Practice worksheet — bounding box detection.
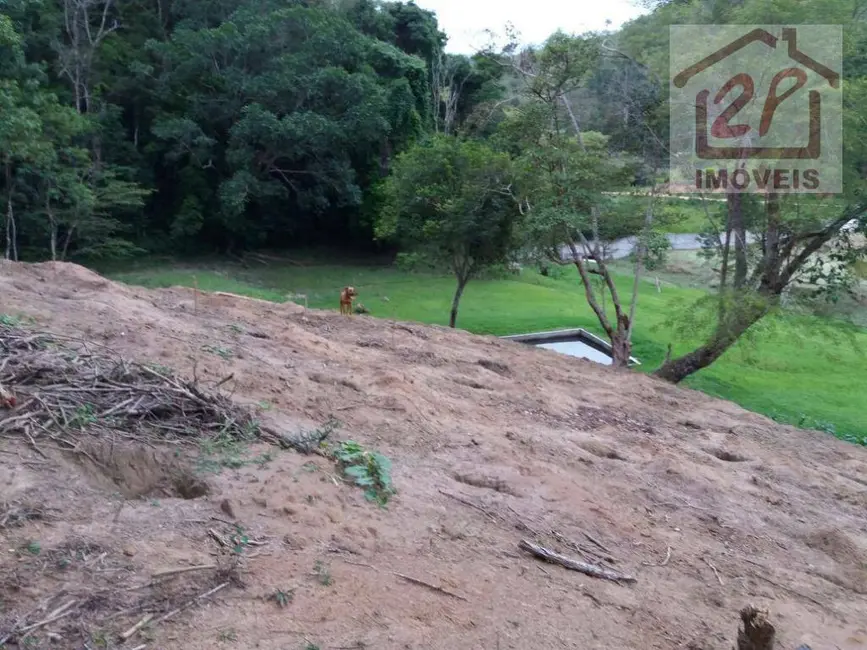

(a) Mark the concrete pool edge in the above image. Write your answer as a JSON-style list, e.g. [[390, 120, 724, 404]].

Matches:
[[500, 328, 642, 367]]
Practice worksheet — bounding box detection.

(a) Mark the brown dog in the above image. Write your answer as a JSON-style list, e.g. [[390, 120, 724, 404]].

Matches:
[[339, 286, 358, 315]]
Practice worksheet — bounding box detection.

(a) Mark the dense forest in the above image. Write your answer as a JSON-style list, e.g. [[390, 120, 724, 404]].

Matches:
[[3, 0, 866, 382], [0, 0, 451, 258], [0, 0, 665, 262]]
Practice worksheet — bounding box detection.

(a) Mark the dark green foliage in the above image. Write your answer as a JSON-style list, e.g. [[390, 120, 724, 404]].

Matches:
[[377, 134, 522, 327], [0, 0, 462, 260], [330, 440, 395, 507]]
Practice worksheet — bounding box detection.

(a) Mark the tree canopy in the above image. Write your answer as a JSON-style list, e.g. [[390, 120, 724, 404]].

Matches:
[[377, 134, 521, 327], [0, 0, 464, 259]]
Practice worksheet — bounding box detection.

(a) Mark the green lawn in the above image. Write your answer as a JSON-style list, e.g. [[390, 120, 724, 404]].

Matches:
[[108, 257, 867, 445], [657, 197, 722, 234]]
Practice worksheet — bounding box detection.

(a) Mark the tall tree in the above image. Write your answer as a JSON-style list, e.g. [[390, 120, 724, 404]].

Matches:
[[645, 0, 867, 382], [146, 2, 428, 251], [491, 32, 660, 367], [377, 134, 522, 328]]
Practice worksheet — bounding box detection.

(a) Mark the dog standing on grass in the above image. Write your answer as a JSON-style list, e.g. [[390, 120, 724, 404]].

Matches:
[[339, 286, 358, 316]]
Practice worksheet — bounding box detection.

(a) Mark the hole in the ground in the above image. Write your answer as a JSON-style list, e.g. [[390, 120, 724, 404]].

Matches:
[[708, 447, 749, 463], [76, 441, 210, 499], [577, 440, 628, 461]]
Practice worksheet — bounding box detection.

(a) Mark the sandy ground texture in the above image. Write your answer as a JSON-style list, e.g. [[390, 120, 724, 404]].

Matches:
[[0, 260, 866, 650]]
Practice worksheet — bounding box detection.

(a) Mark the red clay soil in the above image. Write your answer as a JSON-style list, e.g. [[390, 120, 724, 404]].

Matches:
[[1, 260, 866, 650]]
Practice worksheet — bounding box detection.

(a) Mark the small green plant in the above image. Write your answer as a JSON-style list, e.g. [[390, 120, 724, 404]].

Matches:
[[283, 417, 341, 453], [202, 344, 233, 360], [228, 323, 245, 335], [257, 400, 273, 411], [252, 451, 274, 467], [218, 628, 237, 642], [304, 643, 321, 650], [843, 432, 867, 446], [330, 441, 396, 507], [144, 362, 174, 376], [0, 313, 35, 327], [23, 541, 41, 556], [196, 419, 261, 473], [313, 560, 332, 586], [229, 524, 250, 555], [269, 588, 294, 607], [70, 404, 97, 429], [89, 629, 109, 648]]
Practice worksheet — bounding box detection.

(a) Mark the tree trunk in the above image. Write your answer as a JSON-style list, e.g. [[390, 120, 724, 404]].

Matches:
[[47, 196, 58, 261], [449, 277, 468, 328], [561, 95, 585, 150], [61, 224, 76, 261], [736, 606, 775, 650], [627, 187, 658, 343], [610, 331, 632, 368], [653, 335, 735, 383], [728, 191, 748, 289], [654, 193, 857, 385], [10, 204, 18, 261], [653, 297, 767, 383], [760, 193, 781, 289], [49, 221, 58, 261], [4, 164, 12, 261], [5, 194, 12, 261]]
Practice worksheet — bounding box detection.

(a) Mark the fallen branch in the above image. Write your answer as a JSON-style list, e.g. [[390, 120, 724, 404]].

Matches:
[[151, 564, 217, 580], [660, 546, 672, 566], [0, 600, 79, 644], [438, 489, 501, 523], [518, 540, 636, 584], [506, 504, 541, 538], [213, 374, 234, 389], [551, 530, 616, 566], [643, 545, 672, 567], [120, 614, 154, 641], [208, 529, 228, 548], [581, 530, 613, 555], [152, 582, 230, 626], [704, 557, 724, 586], [392, 572, 468, 601], [0, 323, 271, 450]]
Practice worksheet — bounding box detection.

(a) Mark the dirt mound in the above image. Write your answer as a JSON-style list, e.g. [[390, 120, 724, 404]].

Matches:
[[1, 260, 866, 650]]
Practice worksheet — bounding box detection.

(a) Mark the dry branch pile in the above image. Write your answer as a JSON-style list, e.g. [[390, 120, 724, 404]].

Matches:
[[0, 323, 262, 448]]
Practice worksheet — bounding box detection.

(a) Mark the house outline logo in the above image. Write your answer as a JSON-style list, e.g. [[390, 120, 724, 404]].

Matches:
[[672, 27, 839, 161]]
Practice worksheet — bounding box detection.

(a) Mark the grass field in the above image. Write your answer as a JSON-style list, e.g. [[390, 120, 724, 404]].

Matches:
[[108, 256, 867, 445]]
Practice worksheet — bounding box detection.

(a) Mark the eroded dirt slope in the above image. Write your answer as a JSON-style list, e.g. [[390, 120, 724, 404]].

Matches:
[[1, 260, 866, 650]]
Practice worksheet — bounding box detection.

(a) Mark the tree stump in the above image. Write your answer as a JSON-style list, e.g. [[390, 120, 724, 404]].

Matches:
[[736, 605, 775, 650]]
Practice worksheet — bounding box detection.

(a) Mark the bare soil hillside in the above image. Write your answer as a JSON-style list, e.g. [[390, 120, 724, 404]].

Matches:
[[1, 260, 866, 650]]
